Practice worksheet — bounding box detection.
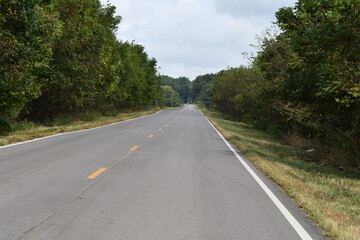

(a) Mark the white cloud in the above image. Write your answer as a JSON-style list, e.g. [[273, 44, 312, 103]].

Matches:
[[108, 0, 296, 79], [213, 0, 294, 19]]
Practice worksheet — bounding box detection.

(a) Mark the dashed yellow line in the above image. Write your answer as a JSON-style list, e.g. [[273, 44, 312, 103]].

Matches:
[[148, 134, 154, 138], [130, 145, 139, 151], [158, 128, 162, 131], [87, 168, 107, 179]]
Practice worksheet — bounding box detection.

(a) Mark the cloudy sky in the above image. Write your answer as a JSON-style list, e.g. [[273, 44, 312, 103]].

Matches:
[[108, 0, 296, 80]]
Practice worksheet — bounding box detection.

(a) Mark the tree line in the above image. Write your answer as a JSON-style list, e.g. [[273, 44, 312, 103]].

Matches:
[[159, 74, 216, 108], [200, 0, 359, 167], [160, 75, 190, 107], [0, 0, 162, 132]]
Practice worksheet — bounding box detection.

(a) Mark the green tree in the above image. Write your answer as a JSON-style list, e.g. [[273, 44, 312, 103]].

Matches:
[[0, 0, 162, 133], [0, 0, 62, 123], [114, 41, 160, 110], [191, 74, 214, 108], [162, 85, 182, 107], [28, 0, 121, 120], [160, 75, 191, 103], [274, 0, 360, 140], [213, 67, 262, 118]]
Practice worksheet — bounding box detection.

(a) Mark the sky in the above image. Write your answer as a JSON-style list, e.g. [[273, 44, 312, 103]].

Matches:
[[107, 0, 297, 80]]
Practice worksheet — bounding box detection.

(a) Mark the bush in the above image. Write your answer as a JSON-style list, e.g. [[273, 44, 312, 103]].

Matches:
[[0, 116, 14, 134], [252, 120, 267, 131], [266, 124, 283, 138]]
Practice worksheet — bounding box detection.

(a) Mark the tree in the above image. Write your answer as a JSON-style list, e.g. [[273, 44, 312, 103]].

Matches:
[[112, 41, 160, 110], [191, 74, 215, 108], [0, 0, 162, 133], [213, 67, 262, 118], [27, 0, 123, 120], [274, 0, 360, 139], [160, 75, 191, 103], [0, 0, 62, 123], [162, 86, 182, 107]]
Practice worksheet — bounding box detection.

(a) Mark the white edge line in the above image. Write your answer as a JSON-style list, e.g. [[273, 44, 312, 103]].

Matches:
[[201, 112, 313, 240], [0, 110, 163, 150]]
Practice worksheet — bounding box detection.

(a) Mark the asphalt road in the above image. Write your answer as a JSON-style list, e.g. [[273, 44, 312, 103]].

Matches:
[[0, 105, 325, 240]]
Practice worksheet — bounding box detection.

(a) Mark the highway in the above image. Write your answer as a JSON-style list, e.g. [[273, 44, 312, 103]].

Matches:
[[0, 105, 325, 240]]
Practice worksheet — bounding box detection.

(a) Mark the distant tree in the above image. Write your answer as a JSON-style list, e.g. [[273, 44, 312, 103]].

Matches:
[[191, 74, 215, 107], [160, 75, 191, 103]]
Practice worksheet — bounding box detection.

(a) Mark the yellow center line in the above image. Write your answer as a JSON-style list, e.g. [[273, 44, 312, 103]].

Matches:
[[87, 168, 107, 179], [158, 128, 162, 131], [130, 145, 139, 151], [148, 134, 154, 138]]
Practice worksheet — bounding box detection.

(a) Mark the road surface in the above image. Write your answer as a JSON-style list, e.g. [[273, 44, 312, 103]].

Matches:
[[0, 105, 325, 240]]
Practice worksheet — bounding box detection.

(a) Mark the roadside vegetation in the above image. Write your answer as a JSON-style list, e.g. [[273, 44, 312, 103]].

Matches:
[[192, 0, 359, 170], [0, 0, 163, 136], [203, 110, 360, 240], [0, 0, 189, 140], [0, 109, 158, 146]]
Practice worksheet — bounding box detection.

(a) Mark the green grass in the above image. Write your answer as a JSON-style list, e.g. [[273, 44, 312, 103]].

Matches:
[[203, 110, 360, 240], [0, 109, 158, 146]]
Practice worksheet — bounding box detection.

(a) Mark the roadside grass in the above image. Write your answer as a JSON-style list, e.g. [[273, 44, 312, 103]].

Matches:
[[203, 110, 360, 240], [0, 110, 158, 147]]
